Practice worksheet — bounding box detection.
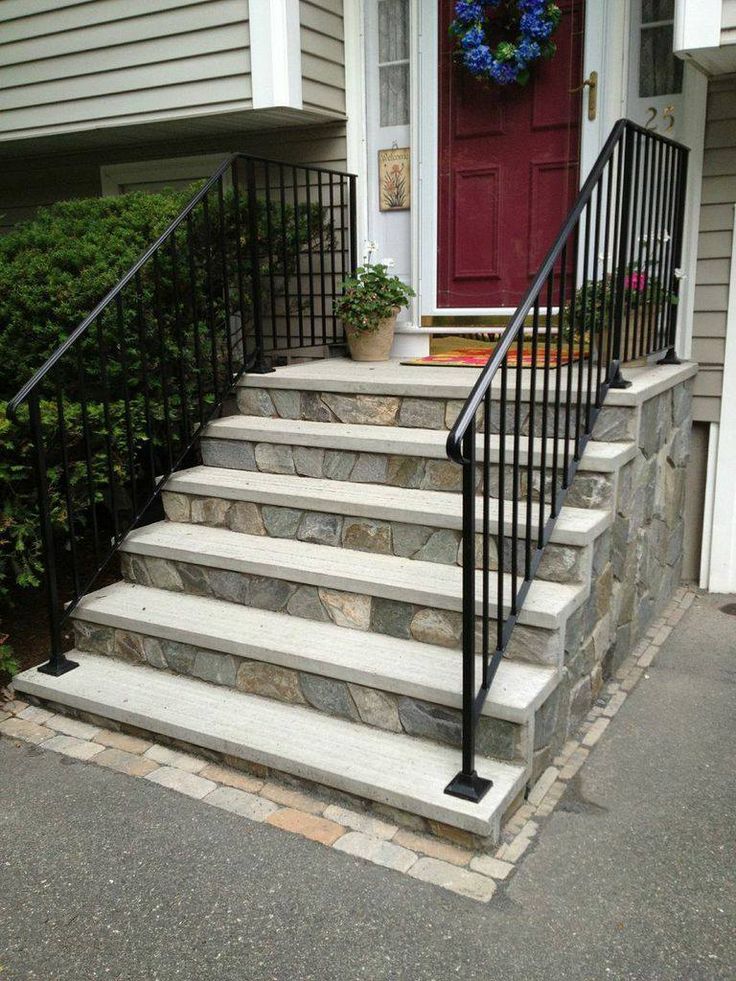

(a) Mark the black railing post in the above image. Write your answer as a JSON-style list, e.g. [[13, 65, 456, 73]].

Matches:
[[445, 419, 492, 804], [246, 158, 273, 374], [348, 175, 358, 275], [659, 146, 688, 365], [610, 126, 634, 390], [28, 394, 78, 677]]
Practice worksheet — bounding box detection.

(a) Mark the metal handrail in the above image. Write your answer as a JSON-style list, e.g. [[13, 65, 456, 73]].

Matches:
[[444, 119, 689, 803], [7, 152, 358, 676]]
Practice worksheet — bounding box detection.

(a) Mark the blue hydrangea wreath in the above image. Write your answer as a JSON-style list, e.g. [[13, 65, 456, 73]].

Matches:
[[451, 1, 562, 86]]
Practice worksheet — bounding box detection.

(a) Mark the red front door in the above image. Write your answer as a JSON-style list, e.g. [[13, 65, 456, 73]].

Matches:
[[437, 0, 585, 308]]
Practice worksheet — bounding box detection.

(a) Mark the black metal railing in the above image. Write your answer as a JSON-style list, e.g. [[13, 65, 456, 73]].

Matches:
[[7, 154, 357, 676], [444, 120, 689, 802]]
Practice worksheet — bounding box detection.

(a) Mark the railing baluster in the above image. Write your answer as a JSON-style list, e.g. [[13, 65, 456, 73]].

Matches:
[[305, 172, 317, 347], [152, 251, 174, 473], [292, 166, 306, 350], [511, 330, 522, 615], [551, 243, 567, 515], [586, 179, 603, 430], [328, 173, 338, 342], [216, 176, 235, 380], [133, 271, 156, 486], [526, 299, 540, 579], [185, 215, 206, 429], [317, 173, 327, 346], [169, 230, 192, 447], [55, 385, 80, 601], [597, 157, 615, 402], [279, 163, 293, 350], [230, 159, 250, 369], [201, 193, 222, 398], [264, 161, 278, 351], [115, 292, 139, 517], [28, 392, 77, 677], [498, 359, 508, 651], [95, 313, 121, 542], [575, 205, 590, 459], [623, 129, 641, 363], [538, 273, 554, 547], [563, 232, 577, 486]]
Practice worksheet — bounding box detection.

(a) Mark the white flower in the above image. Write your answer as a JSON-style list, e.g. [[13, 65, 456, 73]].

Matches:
[[674, 268, 686, 280], [384, 257, 395, 268], [363, 240, 377, 262]]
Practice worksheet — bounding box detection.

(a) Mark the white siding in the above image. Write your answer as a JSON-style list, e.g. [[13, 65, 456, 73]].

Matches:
[[300, 0, 346, 116], [723, 0, 736, 44], [692, 76, 736, 422], [0, 0, 252, 142]]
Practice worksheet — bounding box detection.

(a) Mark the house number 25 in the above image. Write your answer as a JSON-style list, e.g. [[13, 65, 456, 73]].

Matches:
[[645, 106, 675, 131]]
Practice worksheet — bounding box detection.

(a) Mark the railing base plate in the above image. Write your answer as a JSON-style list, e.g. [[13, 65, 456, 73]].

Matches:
[[657, 348, 681, 366], [37, 656, 79, 677], [444, 770, 493, 803]]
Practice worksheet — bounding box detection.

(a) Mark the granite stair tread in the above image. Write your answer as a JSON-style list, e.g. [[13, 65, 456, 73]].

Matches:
[[165, 465, 610, 545], [204, 415, 637, 472], [12, 652, 526, 836], [120, 521, 587, 629], [73, 581, 558, 723]]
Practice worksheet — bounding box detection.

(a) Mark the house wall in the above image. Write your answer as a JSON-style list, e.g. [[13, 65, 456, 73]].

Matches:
[[300, 0, 346, 116], [0, 123, 347, 235], [723, 0, 736, 41], [0, 1, 254, 143], [691, 75, 736, 422]]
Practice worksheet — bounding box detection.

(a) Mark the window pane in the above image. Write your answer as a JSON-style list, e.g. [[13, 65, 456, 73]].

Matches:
[[380, 63, 410, 126], [378, 0, 409, 63], [639, 25, 683, 96], [641, 0, 674, 24]]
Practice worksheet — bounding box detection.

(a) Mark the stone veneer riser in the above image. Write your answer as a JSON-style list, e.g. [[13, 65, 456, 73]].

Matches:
[[118, 552, 567, 667], [161, 491, 592, 585], [71, 620, 530, 765], [237, 387, 639, 443], [200, 438, 620, 510], [527, 377, 693, 782]]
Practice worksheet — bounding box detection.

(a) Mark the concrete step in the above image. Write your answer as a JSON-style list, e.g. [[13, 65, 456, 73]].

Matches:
[[119, 521, 586, 632], [72, 582, 556, 762], [203, 415, 636, 474], [13, 652, 526, 838], [163, 466, 609, 547], [238, 357, 695, 407]]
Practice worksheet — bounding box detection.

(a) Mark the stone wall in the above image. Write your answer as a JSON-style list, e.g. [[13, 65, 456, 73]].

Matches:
[[531, 375, 693, 778]]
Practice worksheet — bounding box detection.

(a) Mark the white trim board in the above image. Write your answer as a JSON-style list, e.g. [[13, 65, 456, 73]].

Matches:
[[248, 0, 303, 110], [702, 203, 736, 592]]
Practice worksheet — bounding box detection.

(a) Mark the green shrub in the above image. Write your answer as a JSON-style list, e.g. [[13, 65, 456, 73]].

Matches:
[[0, 183, 329, 636]]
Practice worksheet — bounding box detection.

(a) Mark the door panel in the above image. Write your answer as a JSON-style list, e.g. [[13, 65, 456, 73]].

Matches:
[[437, 0, 585, 308]]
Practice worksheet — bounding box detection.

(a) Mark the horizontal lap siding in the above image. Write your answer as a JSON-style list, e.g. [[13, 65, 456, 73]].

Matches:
[[0, 0, 252, 141], [692, 76, 736, 423], [300, 0, 346, 117], [0, 122, 347, 235], [723, 0, 736, 45]]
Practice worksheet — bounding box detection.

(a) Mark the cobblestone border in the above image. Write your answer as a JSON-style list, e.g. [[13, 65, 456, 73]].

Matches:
[[0, 587, 694, 904]]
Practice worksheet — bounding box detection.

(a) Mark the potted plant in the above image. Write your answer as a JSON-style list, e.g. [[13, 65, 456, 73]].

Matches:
[[335, 247, 415, 361]]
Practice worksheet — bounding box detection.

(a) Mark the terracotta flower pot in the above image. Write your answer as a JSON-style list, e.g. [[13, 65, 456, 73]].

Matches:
[[345, 312, 397, 362]]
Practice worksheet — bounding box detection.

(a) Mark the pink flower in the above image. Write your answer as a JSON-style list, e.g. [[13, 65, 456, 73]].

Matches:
[[624, 271, 647, 292]]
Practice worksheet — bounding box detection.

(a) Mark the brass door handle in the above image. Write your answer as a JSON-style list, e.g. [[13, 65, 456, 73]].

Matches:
[[570, 71, 598, 121]]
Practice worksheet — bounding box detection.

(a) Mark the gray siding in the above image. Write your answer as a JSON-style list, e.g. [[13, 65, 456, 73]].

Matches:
[[723, 0, 736, 43], [0, 123, 347, 234], [692, 75, 736, 422], [300, 0, 346, 116], [0, 0, 252, 142]]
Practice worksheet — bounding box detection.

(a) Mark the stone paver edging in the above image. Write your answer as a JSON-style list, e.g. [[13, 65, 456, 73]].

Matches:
[[0, 588, 694, 903]]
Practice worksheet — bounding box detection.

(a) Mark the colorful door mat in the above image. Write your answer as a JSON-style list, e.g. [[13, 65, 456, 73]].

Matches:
[[402, 340, 583, 369]]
